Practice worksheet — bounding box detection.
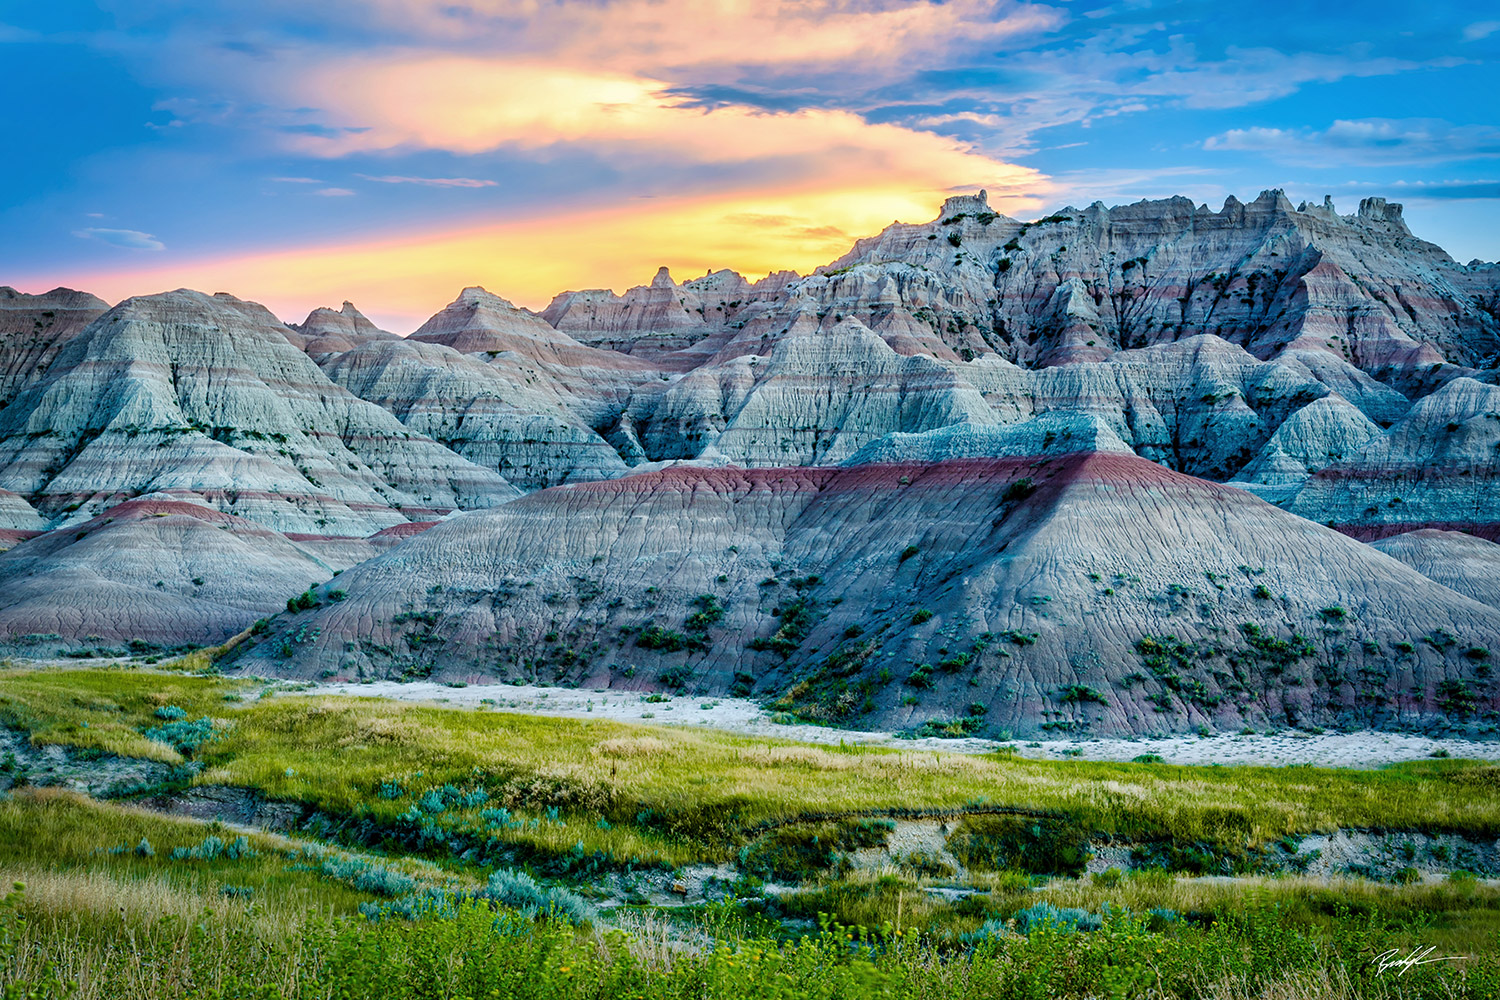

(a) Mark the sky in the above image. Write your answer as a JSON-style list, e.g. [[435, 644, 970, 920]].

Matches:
[[3, 1, 1499, 332]]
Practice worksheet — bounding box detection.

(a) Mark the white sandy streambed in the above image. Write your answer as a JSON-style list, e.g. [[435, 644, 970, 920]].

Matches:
[[290, 680, 1499, 768]]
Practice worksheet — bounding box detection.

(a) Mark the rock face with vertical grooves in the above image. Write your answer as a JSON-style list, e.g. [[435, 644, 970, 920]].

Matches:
[[306, 289, 660, 490], [1, 188, 1498, 707], [285, 300, 402, 357], [0, 496, 335, 652], [544, 191, 1500, 382], [0, 287, 111, 408], [1371, 530, 1500, 610], [1283, 378, 1500, 538], [235, 452, 1499, 737], [0, 289, 517, 535]]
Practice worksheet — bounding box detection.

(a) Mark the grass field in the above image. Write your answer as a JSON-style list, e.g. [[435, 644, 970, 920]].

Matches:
[[2, 663, 1499, 999], [3, 667, 1499, 870]]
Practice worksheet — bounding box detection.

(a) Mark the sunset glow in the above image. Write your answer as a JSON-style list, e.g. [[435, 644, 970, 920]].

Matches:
[[5, 1, 1497, 323], [38, 180, 1048, 331]]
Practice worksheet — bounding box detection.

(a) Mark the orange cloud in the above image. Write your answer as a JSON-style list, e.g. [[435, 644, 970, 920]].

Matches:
[[31, 3, 1059, 331], [282, 56, 1022, 186], [35, 179, 1048, 333]]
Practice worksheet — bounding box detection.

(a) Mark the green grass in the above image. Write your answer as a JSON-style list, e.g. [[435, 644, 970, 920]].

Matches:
[[4, 668, 1500, 999], [4, 871, 1498, 1000], [3, 667, 1499, 871], [770, 866, 1500, 957], [0, 787, 476, 919]]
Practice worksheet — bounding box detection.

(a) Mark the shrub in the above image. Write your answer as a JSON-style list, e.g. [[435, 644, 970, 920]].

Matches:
[[657, 665, 692, 690], [938, 653, 970, 673], [899, 545, 919, 563], [1092, 867, 1123, 888], [685, 594, 725, 633], [318, 855, 417, 897], [154, 705, 187, 721], [481, 808, 518, 830], [748, 597, 818, 657], [739, 820, 891, 883], [484, 869, 594, 924], [1058, 684, 1106, 705], [636, 624, 687, 652], [911, 609, 934, 625], [286, 588, 318, 613], [946, 815, 1091, 876], [911, 717, 984, 738], [1013, 902, 1102, 933], [1437, 679, 1476, 716], [142, 716, 218, 755], [1002, 478, 1036, 503], [171, 835, 256, 861]]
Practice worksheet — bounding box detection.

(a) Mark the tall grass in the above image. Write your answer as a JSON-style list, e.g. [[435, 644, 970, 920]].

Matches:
[[3, 669, 1499, 999], [0, 789, 477, 917], [4, 886, 1496, 1000], [3, 667, 1498, 869]]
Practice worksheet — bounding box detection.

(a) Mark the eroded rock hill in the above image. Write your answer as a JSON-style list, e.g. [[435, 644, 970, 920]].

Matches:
[[234, 453, 1499, 737], [2, 189, 1498, 730], [0, 289, 517, 536], [0, 496, 336, 653], [0, 287, 110, 409], [306, 288, 662, 490]]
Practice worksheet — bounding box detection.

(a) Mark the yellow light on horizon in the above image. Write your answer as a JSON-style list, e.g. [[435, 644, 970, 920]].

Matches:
[[28, 180, 1046, 334]]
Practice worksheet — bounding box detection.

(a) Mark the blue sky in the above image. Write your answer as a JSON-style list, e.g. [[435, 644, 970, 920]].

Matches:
[[3, 1, 1497, 330]]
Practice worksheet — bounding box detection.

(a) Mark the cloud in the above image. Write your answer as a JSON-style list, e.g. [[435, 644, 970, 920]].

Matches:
[[1205, 118, 1500, 165], [271, 176, 324, 184], [313, 187, 356, 196], [123, 2, 1057, 212], [357, 174, 497, 188], [72, 228, 165, 251], [270, 57, 1046, 211], [316, 1, 1061, 75], [0, 23, 39, 43], [1464, 21, 1500, 41], [278, 123, 371, 138]]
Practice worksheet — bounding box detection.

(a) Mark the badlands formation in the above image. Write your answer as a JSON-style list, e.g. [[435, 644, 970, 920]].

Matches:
[[2, 190, 1499, 736]]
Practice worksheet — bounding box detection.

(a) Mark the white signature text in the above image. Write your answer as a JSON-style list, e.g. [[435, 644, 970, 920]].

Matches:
[[1373, 947, 1462, 977]]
